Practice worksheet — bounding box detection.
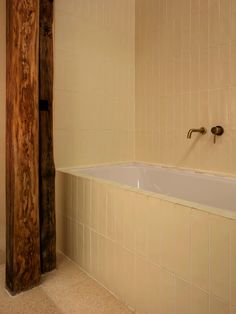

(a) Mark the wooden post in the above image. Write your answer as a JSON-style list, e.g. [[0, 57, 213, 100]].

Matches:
[[6, 0, 41, 294], [39, 0, 56, 273]]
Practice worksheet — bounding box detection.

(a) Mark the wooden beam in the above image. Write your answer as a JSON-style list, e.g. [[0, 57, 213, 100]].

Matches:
[[39, 0, 56, 273], [6, 0, 41, 294]]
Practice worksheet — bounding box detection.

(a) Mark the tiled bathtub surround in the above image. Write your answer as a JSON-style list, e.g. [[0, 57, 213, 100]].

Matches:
[[135, 0, 236, 175], [56, 171, 236, 314]]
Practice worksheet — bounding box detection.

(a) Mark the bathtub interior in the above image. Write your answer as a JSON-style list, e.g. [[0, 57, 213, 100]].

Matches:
[[65, 163, 236, 212]]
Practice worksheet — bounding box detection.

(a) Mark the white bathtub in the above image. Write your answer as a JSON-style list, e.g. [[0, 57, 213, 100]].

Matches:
[[56, 163, 236, 313], [67, 163, 236, 217]]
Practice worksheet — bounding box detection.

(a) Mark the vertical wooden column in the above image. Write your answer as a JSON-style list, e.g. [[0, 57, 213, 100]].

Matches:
[[6, 0, 41, 294], [39, 0, 56, 273]]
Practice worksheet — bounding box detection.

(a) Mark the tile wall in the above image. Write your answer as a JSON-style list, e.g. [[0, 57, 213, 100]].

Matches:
[[135, 0, 236, 175], [54, 0, 135, 167], [56, 172, 236, 314]]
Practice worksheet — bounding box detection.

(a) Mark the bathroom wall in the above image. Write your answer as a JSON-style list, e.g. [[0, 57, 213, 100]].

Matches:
[[0, 0, 6, 255], [54, 0, 135, 168], [135, 0, 236, 175]]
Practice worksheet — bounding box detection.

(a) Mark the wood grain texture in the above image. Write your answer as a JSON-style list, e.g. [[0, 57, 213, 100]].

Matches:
[[6, 0, 41, 294], [39, 0, 56, 273]]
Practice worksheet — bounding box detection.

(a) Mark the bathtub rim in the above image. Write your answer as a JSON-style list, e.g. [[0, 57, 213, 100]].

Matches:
[[57, 161, 236, 179], [57, 163, 236, 221]]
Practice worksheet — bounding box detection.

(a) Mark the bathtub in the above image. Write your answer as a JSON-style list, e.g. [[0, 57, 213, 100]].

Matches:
[[56, 163, 236, 313]]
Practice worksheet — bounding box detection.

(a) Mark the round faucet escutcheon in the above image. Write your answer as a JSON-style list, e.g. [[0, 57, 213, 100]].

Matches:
[[211, 126, 224, 144]]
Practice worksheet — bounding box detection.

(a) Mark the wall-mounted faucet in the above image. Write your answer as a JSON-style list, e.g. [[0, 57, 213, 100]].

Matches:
[[187, 127, 207, 139]]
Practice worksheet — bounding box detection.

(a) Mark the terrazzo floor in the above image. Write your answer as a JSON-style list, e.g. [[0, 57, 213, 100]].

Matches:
[[0, 253, 133, 314]]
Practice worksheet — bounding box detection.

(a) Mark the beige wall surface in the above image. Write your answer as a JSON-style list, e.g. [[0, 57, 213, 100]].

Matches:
[[54, 0, 135, 168], [135, 0, 236, 175], [0, 0, 6, 254]]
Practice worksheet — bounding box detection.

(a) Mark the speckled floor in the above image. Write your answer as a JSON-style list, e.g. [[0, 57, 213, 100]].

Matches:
[[0, 253, 133, 314]]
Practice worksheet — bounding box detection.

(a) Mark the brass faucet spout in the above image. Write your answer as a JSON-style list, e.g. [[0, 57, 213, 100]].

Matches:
[[187, 127, 207, 139]]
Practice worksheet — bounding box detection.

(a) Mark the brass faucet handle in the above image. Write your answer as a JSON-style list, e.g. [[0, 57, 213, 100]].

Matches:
[[211, 126, 224, 144]]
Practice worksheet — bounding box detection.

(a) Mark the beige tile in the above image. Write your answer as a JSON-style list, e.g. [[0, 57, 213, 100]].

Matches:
[[73, 221, 83, 266], [81, 226, 91, 273], [232, 1, 236, 41], [199, 0, 209, 49], [74, 177, 91, 226], [210, 215, 230, 301], [106, 187, 117, 242], [231, 41, 236, 86], [230, 220, 236, 307], [55, 0, 75, 15], [134, 255, 149, 314], [191, 209, 209, 291], [147, 262, 161, 314], [210, 295, 230, 314], [90, 181, 107, 236], [112, 244, 136, 309], [209, 45, 230, 90], [199, 47, 209, 91], [90, 231, 106, 285], [231, 306, 236, 314], [161, 201, 191, 280], [176, 278, 191, 314], [123, 191, 135, 251], [209, 0, 220, 46], [159, 268, 175, 314], [107, 187, 130, 247], [191, 286, 209, 314], [229, 87, 236, 131], [147, 197, 162, 265], [119, 248, 135, 308], [219, 0, 230, 45], [134, 193, 148, 257], [103, 239, 117, 294], [190, 48, 200, 92]]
